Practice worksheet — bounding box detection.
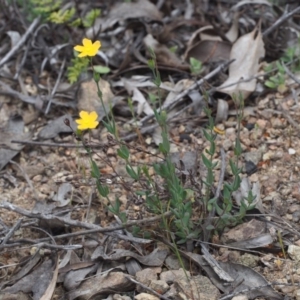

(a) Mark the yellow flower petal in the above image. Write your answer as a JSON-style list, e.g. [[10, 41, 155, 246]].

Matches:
[[78, 53, 87, 58], [93, 41, 101, 49], [82, 38, 92, 47], [79, 111, 89, 119], [74, 45, 84, 52], [74, 38, 101, 58], [76, 111, 99, 130], [89, 111, 98, 121]]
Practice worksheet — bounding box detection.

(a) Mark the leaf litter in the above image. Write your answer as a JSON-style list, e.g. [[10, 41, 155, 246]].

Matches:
[[1, 1, 300, 299]]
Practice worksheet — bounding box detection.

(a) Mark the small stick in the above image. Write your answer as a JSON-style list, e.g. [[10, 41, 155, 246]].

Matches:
[[45, 58, 66, 114], [200, 243, 234, 282], [263, 5, 300, 37], [1, 218, 23, 245], [282, 63, 300, 85], [11, 140, 106, 148], [0, 17, 41, 68], [0, 202, 172, 248], [124, 274, 171, 300], [139, 59, 235, 126], [219, 281, 289, 300]]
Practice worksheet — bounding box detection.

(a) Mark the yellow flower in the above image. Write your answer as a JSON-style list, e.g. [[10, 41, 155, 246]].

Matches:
[[74, 38, 101, 57], [76, 111, 99, 130]]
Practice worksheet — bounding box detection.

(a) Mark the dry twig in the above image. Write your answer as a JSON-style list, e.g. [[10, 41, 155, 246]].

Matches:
[[0, 17, 41, 68]]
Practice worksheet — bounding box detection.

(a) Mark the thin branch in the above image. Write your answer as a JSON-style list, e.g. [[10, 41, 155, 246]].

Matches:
[[282, 63, 300, 85], [9, 160, 39, 200], [139, 59, 235, 126], [0, 202, 172, 248], [45, 58, 66, 114], [1, 218, 23, 245], [0, 80, 37, 105], [0, 17, 41, 68], [263, 5, 300, 37], [11, 140, 106, 148], [219, 281, 292, 300], [124, 274, 171, 300]]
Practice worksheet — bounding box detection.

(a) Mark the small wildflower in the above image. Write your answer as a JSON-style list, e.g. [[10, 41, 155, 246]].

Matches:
[[74, 38, 101, 58], [76, 111, 99, 130]]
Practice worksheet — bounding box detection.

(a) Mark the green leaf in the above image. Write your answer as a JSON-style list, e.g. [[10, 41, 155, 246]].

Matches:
[[91, 160, 100, 178], [234, 138, 242, 157], [119, 212, 127, 223], [276, 61, 285, 73], [136, 190, 146, 196], [117, 145, 130, 160], [189, 57, 202, 75], [208, 141, 216, 156], [207, 169, 214, 186], [203, 129, 213, 142], [147, 58, 155, 70], [186, 231, 200, 239], [264, 63, 273, 72], [148, 93, 157, 104], [169, 45, 178, 53], [223, 186, 231, 201], [142, 165, 150, 178], [231, 174, 241, 191], [206, 224, 215, 230], [177, 239, 187, 244], [207, 203, 212, 211], [82, 8, 101, 27], [48, 7, 75, 24], [208, 197, 218, 205], [96, 181, 109, 197], [126, 165, 139, 180], [67, 56, 89, 84], [132, 225, 141, 235], [201, 153, 212, 169], [93, 65, 111, 74], [159, 130, 170, 155], [265, 80, 277, 89], [221, 213, 231, 222], [215, 204, 223, 215], [182, 212, 191, 227]]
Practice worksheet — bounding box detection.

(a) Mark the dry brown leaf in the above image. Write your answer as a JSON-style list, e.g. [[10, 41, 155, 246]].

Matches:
[[232, 177, 264, 213], [163, 79, 194, 109], [113, 76, 174, 92], [217, 25, 265, 99], [38, 114, 76, 139], [215, 99, 229, 124], [232, 0, 271, 10], [68, 271, 134, 300], [6, 31, 21, 48], [185, 25, 222, 50], [0, 115, 31, 170], [184, 25, 231, 64], [225, 13, 239, 43], [123, 79, 154, 116], [87, 0, 162, 38], [2, 256, 58, 300], [144, 34, 188, 69], [91, 247, 168, 267], [185, 40, 231, 64], [40, 255, 59, 300]]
